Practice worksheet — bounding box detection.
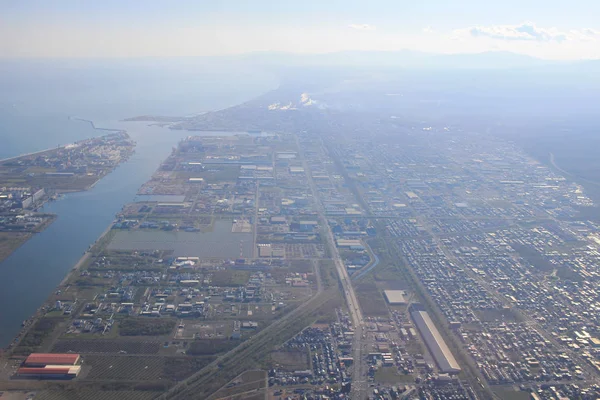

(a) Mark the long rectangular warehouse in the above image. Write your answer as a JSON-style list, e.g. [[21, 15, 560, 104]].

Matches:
[[411, 310, 461, 374], [18, 365, 81, 379], [25, 353, 80, 367]]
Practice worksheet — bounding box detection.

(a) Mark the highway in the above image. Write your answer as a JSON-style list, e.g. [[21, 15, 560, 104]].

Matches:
[[298, 136, 364, 329], [299, 136, 368, 399]]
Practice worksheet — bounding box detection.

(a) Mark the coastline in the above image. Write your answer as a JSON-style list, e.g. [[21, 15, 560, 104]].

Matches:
[[1, 117, 144, 351], [0, 147, 58, 164], [0, 125, 134, 265], [2, 180, 122, 351], [0, 117, 123, 164]]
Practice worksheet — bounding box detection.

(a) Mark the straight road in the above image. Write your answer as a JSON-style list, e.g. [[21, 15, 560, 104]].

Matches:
[[298, 136, 368, 399]]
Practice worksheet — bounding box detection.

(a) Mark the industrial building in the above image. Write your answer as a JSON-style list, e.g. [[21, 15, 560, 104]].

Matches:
[[410, 309, 461, 374], [24, 353, 80, 367], [18, 353, 82, 379], [383, 290, 408, 305], [18, 365, 81, 379], [335, 239, 364, 250], [257, 244, 285, 258]]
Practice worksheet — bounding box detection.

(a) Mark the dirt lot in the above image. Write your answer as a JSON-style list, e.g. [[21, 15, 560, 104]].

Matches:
[[163, 356, 216, 381], [269, 350, 309, 371], [211, 270, 250, 286], [354, 279, 388, 317], [32, 391, 158, 400], [84, 355, 165, 381], [175, 321, 233, 340], [374, 366, 414, 384]]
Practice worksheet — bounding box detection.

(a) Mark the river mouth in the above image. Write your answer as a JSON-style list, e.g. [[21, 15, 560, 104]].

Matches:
[[0, 122, 182, 347], [0, 119, 260, 347], [0, 60, 278, 348]]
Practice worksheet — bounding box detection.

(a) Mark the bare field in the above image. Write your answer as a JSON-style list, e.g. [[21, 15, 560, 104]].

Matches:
[[84, 355, 164, 381], [209, 370, 267, 400], [33, 391, 158, 400], [354, 279, 388, 316], [52, 339, 161, 354], [269, 350, 309, 371]]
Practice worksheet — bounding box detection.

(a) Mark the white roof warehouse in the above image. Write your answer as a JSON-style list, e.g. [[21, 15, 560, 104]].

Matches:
[[411, 309, 461, 374]]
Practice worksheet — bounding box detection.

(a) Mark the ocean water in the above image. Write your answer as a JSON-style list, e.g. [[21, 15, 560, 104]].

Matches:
[[0, 60, 277, 346]]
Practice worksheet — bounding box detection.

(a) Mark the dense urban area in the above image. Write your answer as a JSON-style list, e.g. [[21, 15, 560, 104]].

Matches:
[[1, 90, 600, 400]]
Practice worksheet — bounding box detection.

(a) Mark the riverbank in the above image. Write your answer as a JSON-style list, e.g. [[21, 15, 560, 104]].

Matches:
[[3, 221, 115, 352], [0, 147, 57, 164], [0, 232, 31, 264], [0, 120, 190, 348], [0, 130, 135, 264], [0, 117, 122, 164], [0, 215, 57, 264], [2, 169, 122, 351], [60, 222, 114, 287]]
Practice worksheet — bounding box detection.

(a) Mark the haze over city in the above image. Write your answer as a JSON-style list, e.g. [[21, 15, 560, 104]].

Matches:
[[1, 2, 600, 400], [2, 0, 600, 59]]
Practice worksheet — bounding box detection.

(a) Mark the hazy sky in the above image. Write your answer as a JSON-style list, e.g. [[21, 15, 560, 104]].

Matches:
[[1, 0, 599, 59]]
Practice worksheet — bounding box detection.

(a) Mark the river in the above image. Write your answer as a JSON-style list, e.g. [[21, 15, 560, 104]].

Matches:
[[0, 61, 277, 347], [0, 122, 188, 346], [0, 121, 259, 346]]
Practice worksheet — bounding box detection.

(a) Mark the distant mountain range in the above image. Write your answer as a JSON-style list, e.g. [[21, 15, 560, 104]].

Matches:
[[228, 50, 565, 70], [4, 50, 598, 72]]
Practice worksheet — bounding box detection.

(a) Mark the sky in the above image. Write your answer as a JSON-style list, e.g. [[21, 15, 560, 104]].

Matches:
[[1, 0, 599, 60]]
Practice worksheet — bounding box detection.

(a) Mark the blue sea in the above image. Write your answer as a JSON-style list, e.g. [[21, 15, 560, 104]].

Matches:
[[0, 59, 277, 346]]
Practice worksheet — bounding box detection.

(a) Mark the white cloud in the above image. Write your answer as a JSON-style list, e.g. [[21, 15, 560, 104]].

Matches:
[[423, 26, 435, 34], [570, 28, 600, 41], [454, 21, 599, 43], [582, 28, 600, 36], [300, 92, 316, 106], [348, 24, 375, 31]]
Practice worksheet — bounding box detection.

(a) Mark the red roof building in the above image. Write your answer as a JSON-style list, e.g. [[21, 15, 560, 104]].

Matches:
[[24, 353, 80, 367]]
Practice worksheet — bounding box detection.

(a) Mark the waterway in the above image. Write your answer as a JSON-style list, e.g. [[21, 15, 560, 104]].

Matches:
[[0, 121, 257, 346], [0, 123, 186, 346], [0, 61, 277, 347]]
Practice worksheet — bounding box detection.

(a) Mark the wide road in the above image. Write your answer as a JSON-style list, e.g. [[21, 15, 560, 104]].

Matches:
[[298, 136, 367, 399], [298, 137, 364, 328]]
